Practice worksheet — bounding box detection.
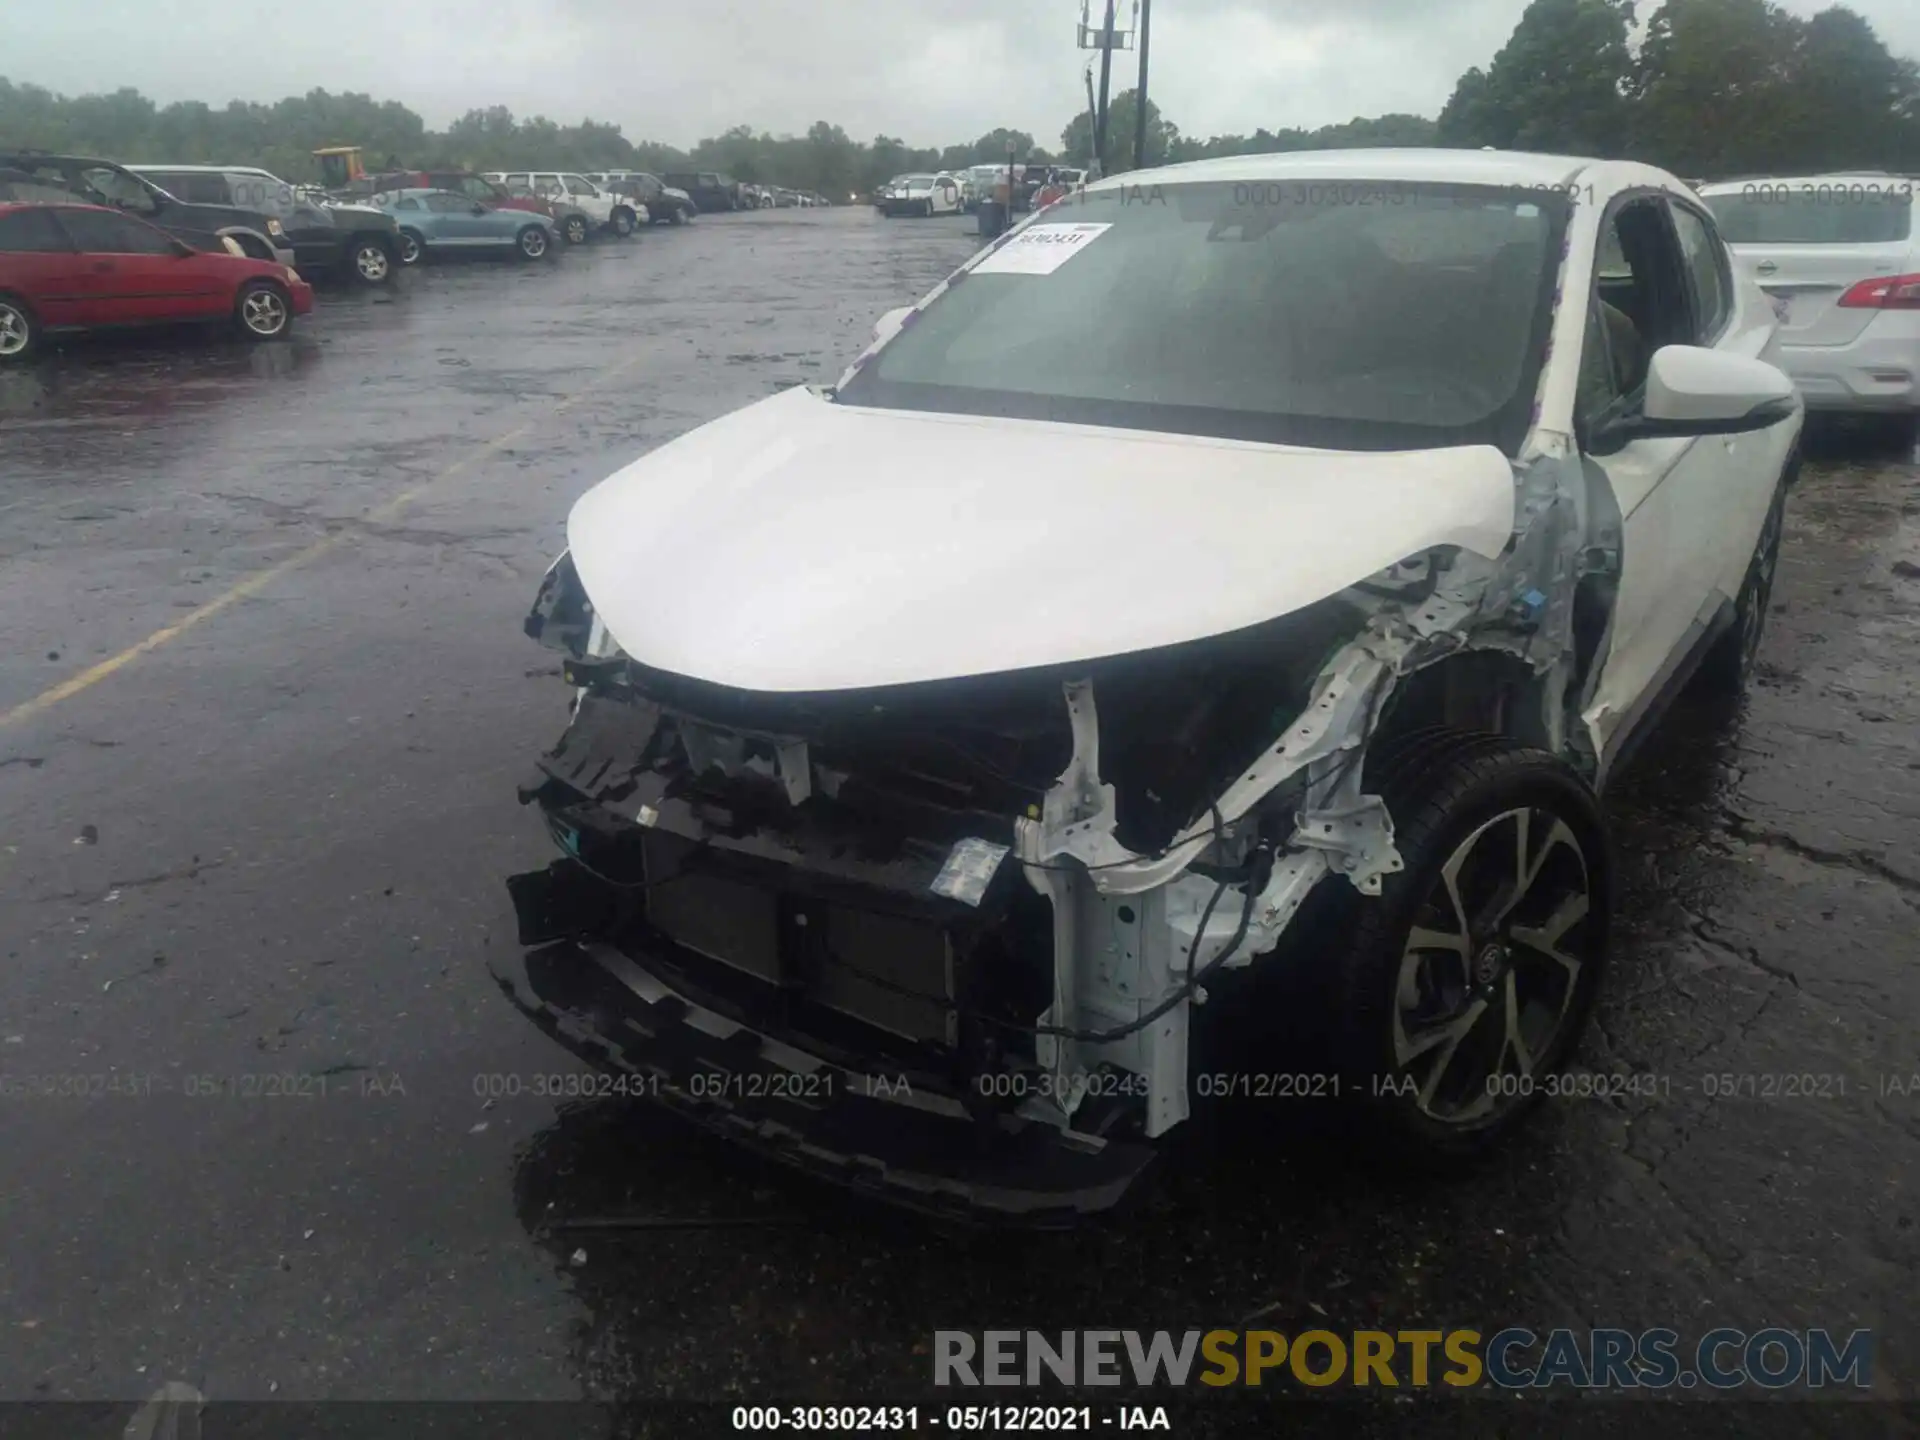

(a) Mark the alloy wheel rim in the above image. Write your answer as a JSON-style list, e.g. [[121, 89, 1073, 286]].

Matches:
[[399, 234, 421, 264], [242, 290, 286, 335], [0, 305, 27, 355], [567, 218, 586, 242], [524, 230, 547, 256], [356, 245, 389, 281], [1390, 806, 1594, 1125]]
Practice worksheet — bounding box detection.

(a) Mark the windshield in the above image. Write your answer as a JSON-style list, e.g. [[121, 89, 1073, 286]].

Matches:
[[1702, 189, 1912, 244], [903, 174, 935, 186], [836, 180, 1566, 453]]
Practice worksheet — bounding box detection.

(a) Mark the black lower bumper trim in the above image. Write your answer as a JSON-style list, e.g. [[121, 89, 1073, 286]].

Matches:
[[491, 873, 1159, 1225]]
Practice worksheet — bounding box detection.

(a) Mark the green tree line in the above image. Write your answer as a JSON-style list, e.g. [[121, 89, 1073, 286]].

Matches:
[[4, 0, 1916, 192]]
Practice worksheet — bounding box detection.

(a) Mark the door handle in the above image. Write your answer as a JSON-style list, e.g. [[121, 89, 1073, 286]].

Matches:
[[1755, 260, 1778, 275]]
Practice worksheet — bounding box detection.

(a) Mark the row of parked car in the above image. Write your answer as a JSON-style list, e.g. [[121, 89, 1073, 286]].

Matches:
[[874, 164, 1088, 218], [0, 151, 750, 361]]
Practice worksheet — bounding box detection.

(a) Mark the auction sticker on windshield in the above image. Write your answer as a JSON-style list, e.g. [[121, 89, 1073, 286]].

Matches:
[[971, 222, 1113, 275]]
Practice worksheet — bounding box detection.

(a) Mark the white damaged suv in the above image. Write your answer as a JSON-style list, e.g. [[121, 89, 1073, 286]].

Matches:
[[500, 149, 1802, 1221]]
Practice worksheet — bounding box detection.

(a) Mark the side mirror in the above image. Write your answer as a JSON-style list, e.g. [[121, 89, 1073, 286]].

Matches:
[[472, 203, 487, 215], [872, 306, 914, 345], [1595, 345, 1798, 451], [171, 240, 196, 258]]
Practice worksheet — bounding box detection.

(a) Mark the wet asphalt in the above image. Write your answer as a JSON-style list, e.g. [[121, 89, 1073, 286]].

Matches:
[[1, 206, 1918, 1431]]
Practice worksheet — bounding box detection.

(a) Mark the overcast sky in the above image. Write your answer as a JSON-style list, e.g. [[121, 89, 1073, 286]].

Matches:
[[10, 0, 1919, 149]]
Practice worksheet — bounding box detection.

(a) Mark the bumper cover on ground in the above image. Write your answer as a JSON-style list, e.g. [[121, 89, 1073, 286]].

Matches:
[[490, 868, 1160, 1225]]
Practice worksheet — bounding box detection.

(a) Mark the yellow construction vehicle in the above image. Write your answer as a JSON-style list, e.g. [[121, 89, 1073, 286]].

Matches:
[[312, 147, 367, 189]]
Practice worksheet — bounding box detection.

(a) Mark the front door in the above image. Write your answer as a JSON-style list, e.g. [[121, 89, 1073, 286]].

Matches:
[[1578, 195, 1769, 767], [423, 191, 488, 242], [50, 206, 227, 323]]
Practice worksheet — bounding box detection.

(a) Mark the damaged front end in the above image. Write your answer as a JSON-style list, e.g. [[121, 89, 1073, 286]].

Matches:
[[499, 456, 1601, 1220]]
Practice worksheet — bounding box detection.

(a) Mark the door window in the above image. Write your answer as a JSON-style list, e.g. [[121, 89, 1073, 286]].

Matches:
[[0, 208, 72, 252], [228, 172, 298, 215], [141, 172, 223, 204], [425, 193, 469, 213], [181, 174, 234, 205], [53, 207, 178, 254], [1577, 199, 1689, 429], [1669, 203, 1733, 342], [563, 176, 596, 197]]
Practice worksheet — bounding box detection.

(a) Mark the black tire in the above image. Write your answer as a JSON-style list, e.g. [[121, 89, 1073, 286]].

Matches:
[[611, 208, 636, 237], [1330, 729, 1613, 1165], [347, 235, 395, 286], [516, 225, 551, 261], [396, 229, 425, 267], [0, 293, 38, 362], [672, 204, 690, 224], [1698, 459, 1789, 694], [234, 280, 292, 342], [919, 199, 934, 218], [562, 214, 589, 245]]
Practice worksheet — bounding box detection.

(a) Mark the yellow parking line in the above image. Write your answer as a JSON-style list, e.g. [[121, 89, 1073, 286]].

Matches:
[[1, 352, 644, 731]]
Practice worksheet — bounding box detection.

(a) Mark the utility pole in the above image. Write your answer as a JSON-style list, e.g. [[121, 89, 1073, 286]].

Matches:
[[1093, 0, 1117, 177], [1133, 0, 1153, 172], [1084, 68, 1099, 171]]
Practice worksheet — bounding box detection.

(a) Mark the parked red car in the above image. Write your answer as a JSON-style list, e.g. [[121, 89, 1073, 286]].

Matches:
[[0, 202, 313, 361]]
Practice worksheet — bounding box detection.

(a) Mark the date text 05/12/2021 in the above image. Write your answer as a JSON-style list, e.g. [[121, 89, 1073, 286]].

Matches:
[[730, 1407, 1171, 1431]]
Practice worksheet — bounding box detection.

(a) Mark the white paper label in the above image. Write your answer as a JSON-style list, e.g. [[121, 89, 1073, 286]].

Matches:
[[930, 837, 1011, 907], [970, 222, 1113, 276]]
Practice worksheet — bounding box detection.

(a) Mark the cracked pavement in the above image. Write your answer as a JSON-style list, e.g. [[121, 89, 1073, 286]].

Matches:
[[0, 207, 1917, 1431]]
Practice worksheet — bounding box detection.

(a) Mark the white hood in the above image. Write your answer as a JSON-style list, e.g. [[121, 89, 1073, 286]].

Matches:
[[566, 386, 1518, 692]]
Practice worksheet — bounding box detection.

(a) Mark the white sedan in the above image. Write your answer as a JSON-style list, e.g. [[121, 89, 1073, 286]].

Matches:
[[880, 172, 962, 217], [506, 148, 1802, 1218], [1699, 173, 1920, 441]]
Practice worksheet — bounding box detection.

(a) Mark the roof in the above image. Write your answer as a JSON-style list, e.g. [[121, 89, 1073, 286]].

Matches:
[[1696, 172, 1916, 194], [0, 199, 116, 214], [1097, 147, 1604, 191], [0, 151, 121, 170], [129, 163, 279, 179]]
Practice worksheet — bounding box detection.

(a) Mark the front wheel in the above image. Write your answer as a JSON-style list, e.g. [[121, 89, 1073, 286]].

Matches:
[[234, 280, 292, 341], [562, 214, 589, 245], [396, 229, 425, 266], [1332, 729, 1612, 1165], [516, 225, 551, 261], [671, 204, 690, 224], [610, 208, 636, 237], [0, 294, 39, 362]]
